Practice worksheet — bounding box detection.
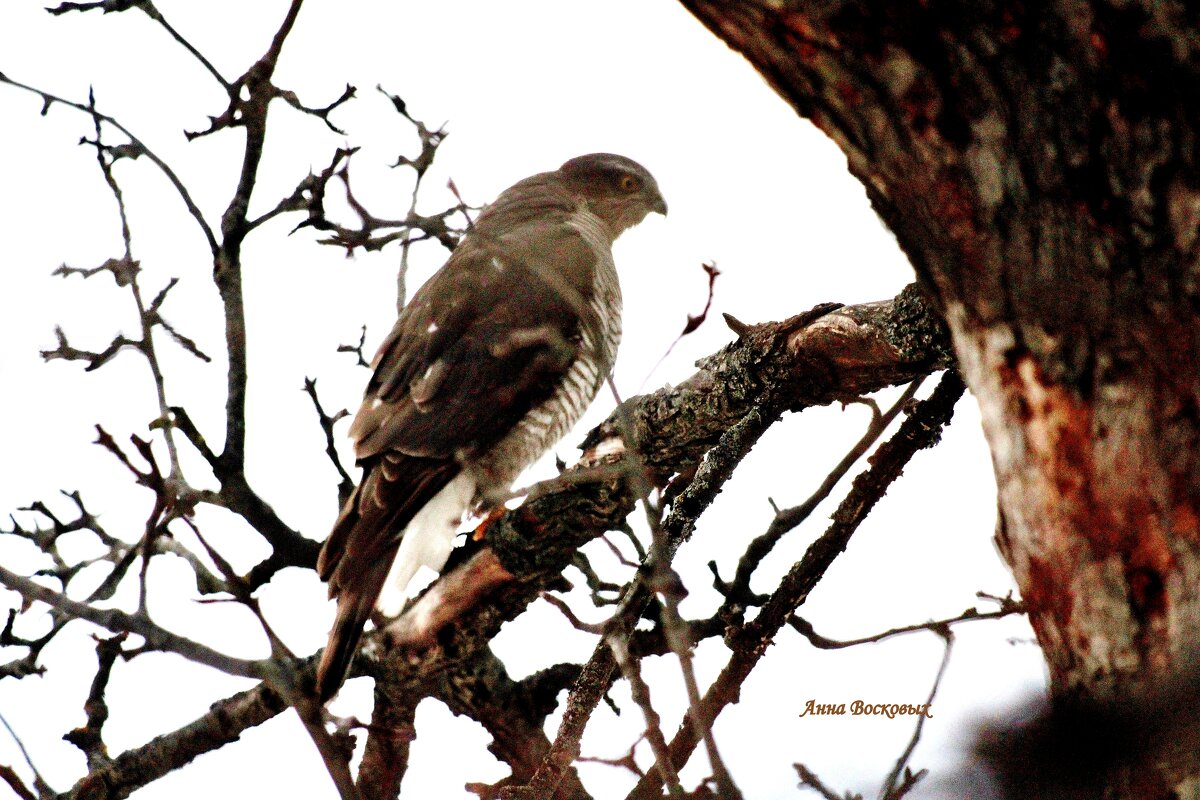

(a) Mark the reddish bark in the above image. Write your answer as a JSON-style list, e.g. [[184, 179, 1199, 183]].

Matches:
[[680, 0, 1200, 792]]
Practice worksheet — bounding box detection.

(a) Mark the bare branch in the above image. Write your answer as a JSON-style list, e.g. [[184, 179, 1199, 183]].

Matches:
[[878, 628, 952, 800], [40, 325, 140, 372], [715, 375, 926, 611], [156, 316, 212, 362], [47, 0, 143, 16], [60, 680, 288, 799], [607, 633, 685, 797], [356, 696, 416, 800], [0, 564, 260, 679], [503, 402, 782, 800], [277, 83, 355, 134], [576, 736, 645, 778], [0, 608, 62, 680], [0, 73, 218, 254], [303, 378, 355, 508], [643, 261, 722, 387], [0, 712, 53, 798], [380, 84, 450, 308], [658, 587, 741, 799], [540, 592, 607, 635], [0, 765, 37, 800], [181, 0, 305, 142], [794, 763, 852, 800], [628, 370, 967, 798], [337, 325, 371, 368], [62, 634, 126, 771], [248, 146, 354, 232], [789, 593, 1025, 650], [82, 92, 187, 476], [132, 0, 229, 88]]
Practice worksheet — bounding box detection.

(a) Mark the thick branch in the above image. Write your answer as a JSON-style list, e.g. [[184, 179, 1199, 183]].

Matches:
[[62, 682, 287, 800], [379, 283, 951, 651]]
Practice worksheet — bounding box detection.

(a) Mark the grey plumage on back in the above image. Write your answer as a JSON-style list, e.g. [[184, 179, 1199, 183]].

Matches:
[[314, 153, 666, 701]]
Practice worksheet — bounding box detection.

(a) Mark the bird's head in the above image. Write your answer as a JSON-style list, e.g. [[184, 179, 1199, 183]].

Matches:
[[558, 153, 667, 240]]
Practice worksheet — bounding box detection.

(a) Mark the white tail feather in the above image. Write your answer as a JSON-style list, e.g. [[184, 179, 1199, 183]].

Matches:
[[376, 472, 476, 616]]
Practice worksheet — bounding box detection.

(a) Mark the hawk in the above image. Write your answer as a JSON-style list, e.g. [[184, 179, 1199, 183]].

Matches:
[[315, 153, 667, 700]]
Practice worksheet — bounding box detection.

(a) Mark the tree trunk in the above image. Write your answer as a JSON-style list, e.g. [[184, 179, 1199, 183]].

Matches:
[[681, 1, 1200, 793]]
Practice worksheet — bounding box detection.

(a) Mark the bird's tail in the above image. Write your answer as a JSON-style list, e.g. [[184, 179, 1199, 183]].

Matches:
[[315, 482, 396, 702], [314, 455, 460, 701], [315, 575, 385, 702]]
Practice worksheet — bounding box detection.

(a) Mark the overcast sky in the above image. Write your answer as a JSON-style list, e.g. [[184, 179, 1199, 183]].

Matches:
[[0, 2, 1046, 798]]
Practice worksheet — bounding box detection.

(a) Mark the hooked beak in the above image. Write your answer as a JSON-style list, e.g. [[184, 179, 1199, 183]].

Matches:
[[651, 192, 668, 217]]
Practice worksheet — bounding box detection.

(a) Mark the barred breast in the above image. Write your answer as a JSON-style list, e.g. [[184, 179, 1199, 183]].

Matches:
[[470, 212, 622, 496]]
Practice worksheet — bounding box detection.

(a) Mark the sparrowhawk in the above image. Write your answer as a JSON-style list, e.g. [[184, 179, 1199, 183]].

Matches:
[[315, 153, 667, 700]]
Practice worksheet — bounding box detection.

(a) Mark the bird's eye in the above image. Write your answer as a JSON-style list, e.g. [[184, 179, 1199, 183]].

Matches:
[[618, 174, 640, 192]]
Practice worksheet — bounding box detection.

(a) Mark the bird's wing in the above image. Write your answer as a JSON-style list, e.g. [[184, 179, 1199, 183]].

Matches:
[[314, 213, 604, 700], [320, 219, 599, 579], [351, 222, 602, 462]]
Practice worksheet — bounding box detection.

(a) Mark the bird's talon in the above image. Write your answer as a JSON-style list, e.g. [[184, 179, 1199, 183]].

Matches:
[[472, 506, 509, 541]]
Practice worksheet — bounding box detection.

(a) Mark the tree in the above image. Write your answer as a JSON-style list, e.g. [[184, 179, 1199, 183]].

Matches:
[[0, 2, 1053, 799], [680, 1, 1200, 797]]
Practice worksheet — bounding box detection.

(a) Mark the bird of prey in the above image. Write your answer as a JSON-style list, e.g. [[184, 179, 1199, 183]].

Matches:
[[315, 153, 667, 700]]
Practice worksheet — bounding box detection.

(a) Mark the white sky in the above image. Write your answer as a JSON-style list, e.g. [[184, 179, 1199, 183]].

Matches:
[[0, 2, 1046, 798]]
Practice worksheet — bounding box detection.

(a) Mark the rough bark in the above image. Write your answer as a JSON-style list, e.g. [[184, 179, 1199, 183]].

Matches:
[[679, 0, 1200, 793]]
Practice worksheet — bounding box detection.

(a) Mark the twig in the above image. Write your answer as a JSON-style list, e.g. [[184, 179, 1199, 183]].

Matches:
[[794, 763, 852, 800], [577, 735, 646, 777], [337, 325, 372, 368], [62, 634, 126, 771], [790, 594, 1025, 650], [0, 73, 218, 254], [80, 88, 185, 477], [658, 592, 742, 799], [380, 84, 448, 309], [250, 146, 354, 232], [167, 405, 220, 467], [0, 713, 52, 797], [607, 634, 685, 797], [290, 93, 467, 267], [598, 532, 641, 569], [568, 551, 625, 607], [277, 83, 355, 134], [877, 627, 952, 800], [0, 608, 63, 679], [303, 377, 355, 507], [640, 261, 721, 390], [0, 765, 37, 800], [719, 376, 925, 611], [541, 592, 607, 634], [135, 0, 229, 86], [0, 564, 260, 678]]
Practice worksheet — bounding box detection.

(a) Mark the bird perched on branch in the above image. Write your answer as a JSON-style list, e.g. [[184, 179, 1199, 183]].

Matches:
[[315, 153, 667, 700]]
